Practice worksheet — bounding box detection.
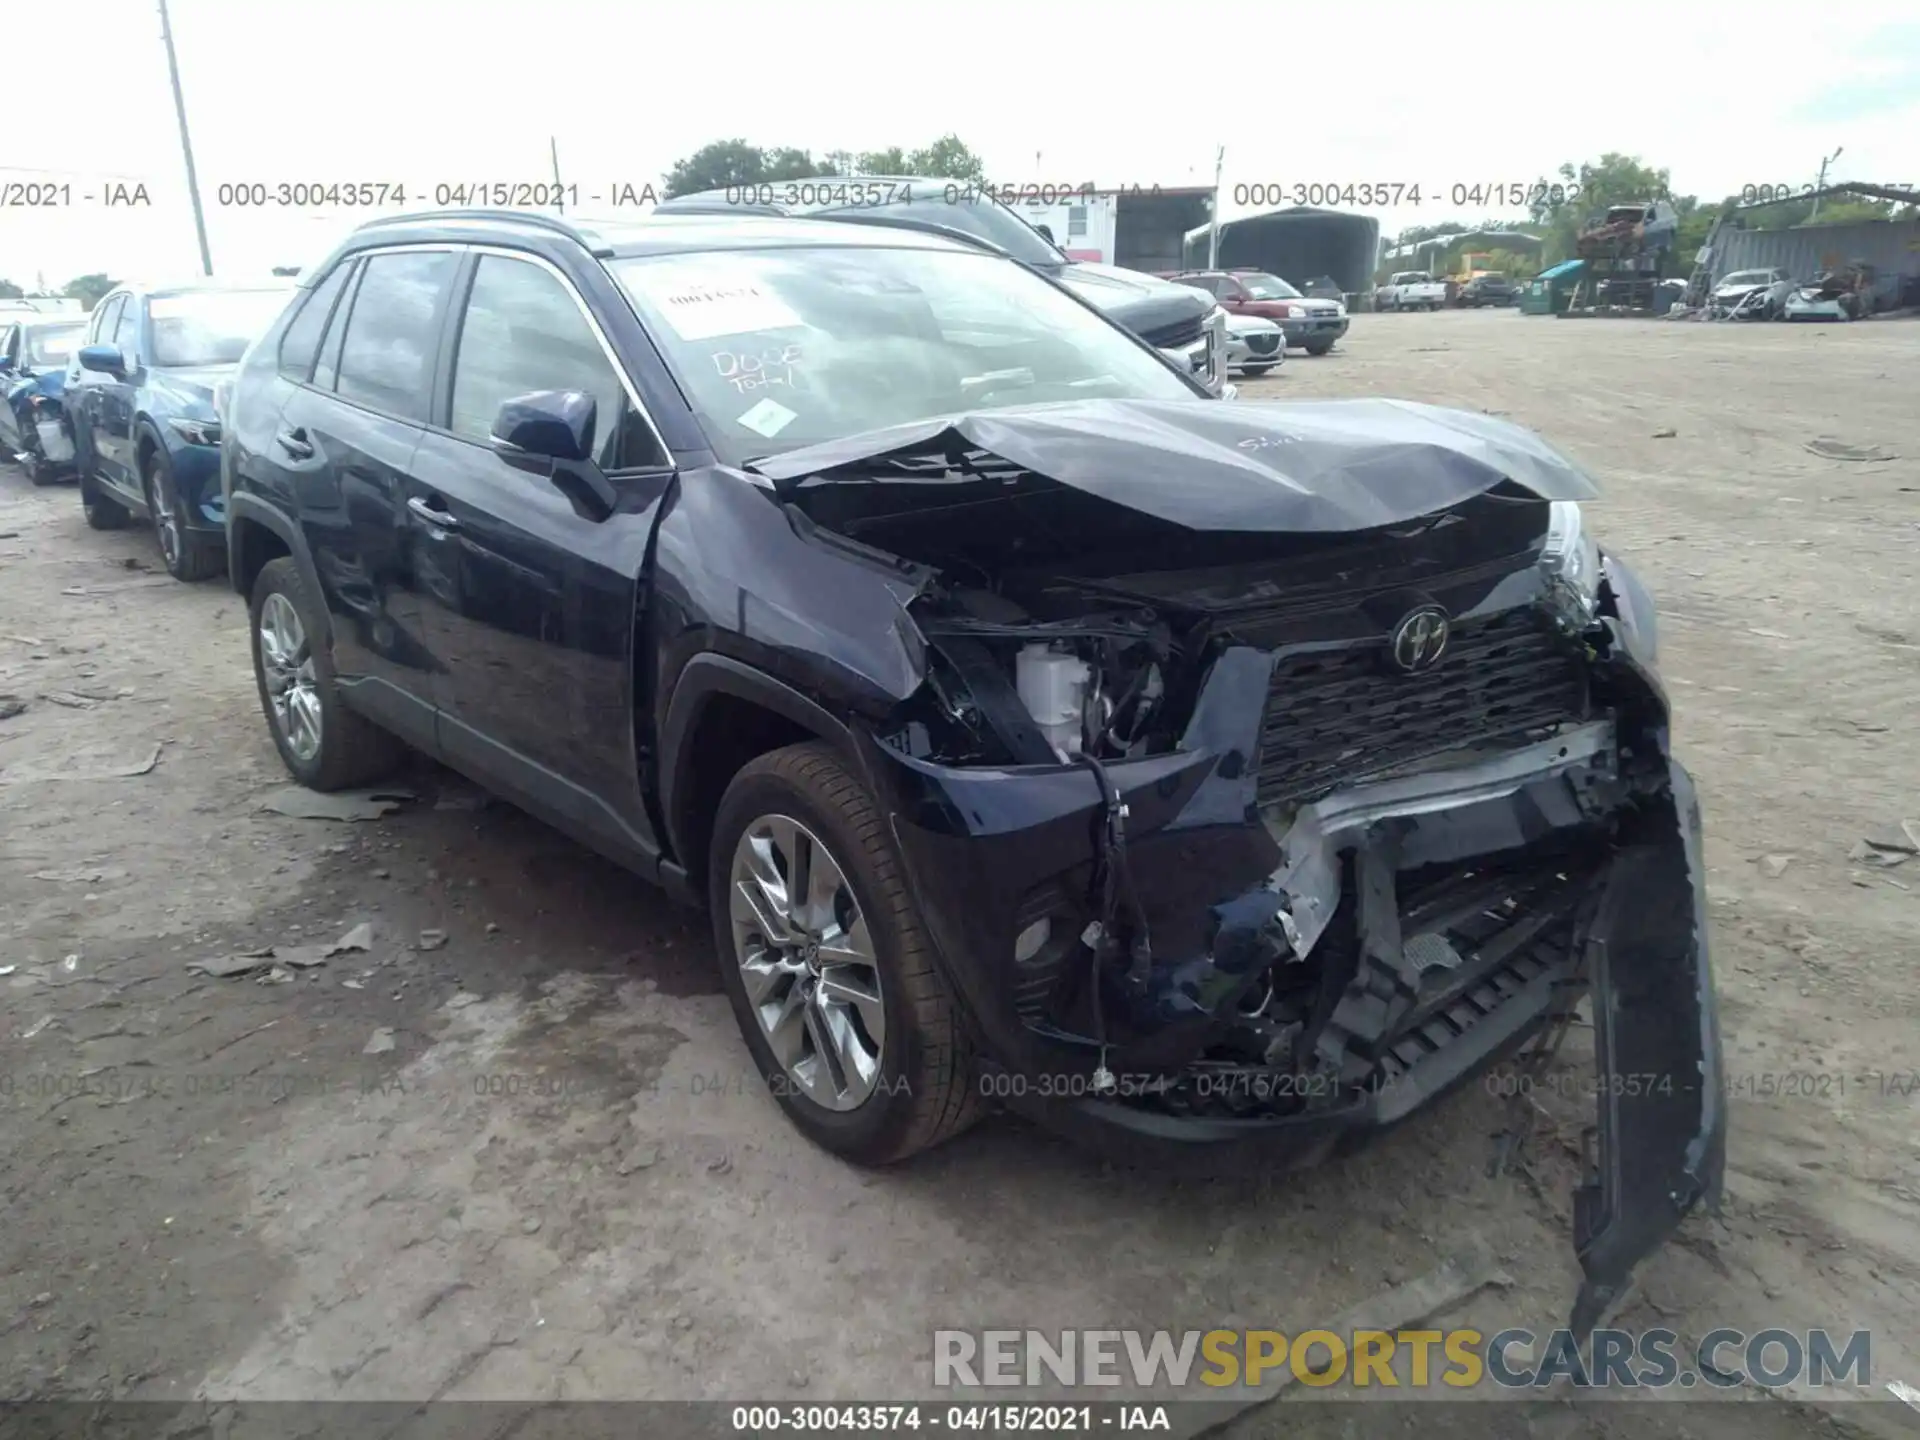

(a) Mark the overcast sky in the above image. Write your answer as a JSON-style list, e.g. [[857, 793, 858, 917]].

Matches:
[[5, 0, 1917, 287]]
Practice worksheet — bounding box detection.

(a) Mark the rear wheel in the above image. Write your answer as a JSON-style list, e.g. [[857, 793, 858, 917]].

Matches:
[[79, 469, 129, 529], [1242, 363, 1278, 376], [709, 742, 980, 1164], [249, 556, 404, 789]]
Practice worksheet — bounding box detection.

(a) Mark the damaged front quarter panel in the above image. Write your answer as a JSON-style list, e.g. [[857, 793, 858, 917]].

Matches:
[[650, 463, 934, 716]]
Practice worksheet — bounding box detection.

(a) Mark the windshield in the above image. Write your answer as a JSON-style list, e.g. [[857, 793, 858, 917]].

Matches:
[[25, 323, 85, 366], [1237, 273, 1302, 300], [1722, 271, 1773, 287], [794, 191, 1066, 267], [148, 289, 290, 367], [609, 245, 1201, 463]]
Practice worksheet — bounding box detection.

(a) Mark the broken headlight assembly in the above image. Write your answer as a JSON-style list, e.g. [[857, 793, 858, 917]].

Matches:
[[1015, 639, 1168, 763], [1539, 499, 1602, 629]]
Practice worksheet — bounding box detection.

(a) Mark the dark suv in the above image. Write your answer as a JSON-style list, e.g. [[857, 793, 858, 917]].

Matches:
[[223, 209, 1723, 1330]]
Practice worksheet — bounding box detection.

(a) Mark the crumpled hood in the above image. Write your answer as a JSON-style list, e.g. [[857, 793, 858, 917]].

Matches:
[[749, 397, 1599, 532]]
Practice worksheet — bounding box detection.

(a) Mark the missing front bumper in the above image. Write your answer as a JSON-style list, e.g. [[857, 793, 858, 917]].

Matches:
[[869, 719, 1724, 1334]]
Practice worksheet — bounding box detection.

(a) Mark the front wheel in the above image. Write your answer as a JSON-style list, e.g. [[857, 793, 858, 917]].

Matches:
[[145, 447, 221, 582], [709, 742, 980, 1164], [249, 556, 404, 789], [1241, 363, 1278, 376], [1304, 339, 1336, 356]]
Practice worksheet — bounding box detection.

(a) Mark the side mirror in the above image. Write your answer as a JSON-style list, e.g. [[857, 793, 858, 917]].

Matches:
[[490, 389, 618, 519], [490, 389, 595, 466], [78, 343, 125, 377]]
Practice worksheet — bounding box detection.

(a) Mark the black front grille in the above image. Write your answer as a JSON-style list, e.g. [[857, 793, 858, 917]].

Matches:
[[1140, 314, 1205, 349], [1246, 332, 1281, 356], [1256, 608, 1588, 808]]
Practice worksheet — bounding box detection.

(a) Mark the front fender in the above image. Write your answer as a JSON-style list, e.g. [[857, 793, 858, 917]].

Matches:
[[657, 653, 855, 870]]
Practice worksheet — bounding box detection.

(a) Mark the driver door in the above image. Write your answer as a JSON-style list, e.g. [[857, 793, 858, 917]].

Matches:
[[407, 248, 675, 865]]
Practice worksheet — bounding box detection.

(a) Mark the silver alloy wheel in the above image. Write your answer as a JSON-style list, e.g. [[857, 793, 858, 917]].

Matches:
[[728, 813, 886, 1111], [259, 591, 322, 763], [150, 462, 181, 568]]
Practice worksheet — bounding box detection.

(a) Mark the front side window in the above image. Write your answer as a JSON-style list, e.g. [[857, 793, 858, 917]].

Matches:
[[90, 295, 124, 344], [111, 298, 141, 359], [333, 252, 457, 420], [609, 243, 1201, 464], [449, 255, 663, 469], [149, 289, 290, 367]]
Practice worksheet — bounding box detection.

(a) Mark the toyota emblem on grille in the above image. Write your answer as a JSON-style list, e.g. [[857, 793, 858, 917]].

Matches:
[[1389, 605, 1451, 672]]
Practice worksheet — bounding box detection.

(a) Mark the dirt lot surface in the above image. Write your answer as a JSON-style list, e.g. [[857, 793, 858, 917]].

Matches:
[[3, 309, 1917, 1434]]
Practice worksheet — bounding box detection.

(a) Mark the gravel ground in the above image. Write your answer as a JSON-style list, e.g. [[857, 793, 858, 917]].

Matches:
[[2, 307, 1916, 1433]]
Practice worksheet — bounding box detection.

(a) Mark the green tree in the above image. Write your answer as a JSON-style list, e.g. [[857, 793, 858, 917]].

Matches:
[[0, 278, 23, 300], [665, 135, 989, 195], [905, 134, 986, 182], [64, 273, 118, 310], [1530, 154, 1695, 264], [662, 139, 836, 198], [855, 146, 910, 174]]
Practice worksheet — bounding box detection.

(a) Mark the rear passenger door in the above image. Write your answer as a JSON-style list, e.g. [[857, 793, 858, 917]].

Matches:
[[408, 247, 674, 865], [273, 247, 460, 739], [93, 293, 146, 502]]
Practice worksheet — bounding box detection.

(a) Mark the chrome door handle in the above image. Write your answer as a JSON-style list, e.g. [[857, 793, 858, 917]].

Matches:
[[406, 495, 459, 529]]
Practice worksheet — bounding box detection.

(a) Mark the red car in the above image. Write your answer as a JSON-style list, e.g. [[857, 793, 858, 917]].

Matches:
[[1166, 269, 1349, 355]]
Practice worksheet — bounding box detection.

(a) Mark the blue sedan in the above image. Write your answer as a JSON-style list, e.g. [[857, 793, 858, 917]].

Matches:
[[65, 282, 292, 579]]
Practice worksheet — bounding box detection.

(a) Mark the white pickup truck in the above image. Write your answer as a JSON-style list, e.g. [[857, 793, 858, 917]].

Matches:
[[1376, 271, 1449, 312]]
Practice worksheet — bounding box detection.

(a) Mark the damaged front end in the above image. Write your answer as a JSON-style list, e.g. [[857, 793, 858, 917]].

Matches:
[[756, 397, 1727, 1334]]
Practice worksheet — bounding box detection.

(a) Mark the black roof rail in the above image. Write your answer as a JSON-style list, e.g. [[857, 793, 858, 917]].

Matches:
[[658, 205, 1015, 261], [796, 210, 1014, 260], [353, 208, 614, 256]]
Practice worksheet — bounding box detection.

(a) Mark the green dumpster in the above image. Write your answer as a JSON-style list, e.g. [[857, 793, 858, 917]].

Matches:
[[1519, 259, 1585, 315]]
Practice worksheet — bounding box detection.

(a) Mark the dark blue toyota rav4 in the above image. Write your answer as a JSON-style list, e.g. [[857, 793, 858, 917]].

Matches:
[[222, 209, 1724, 1334]]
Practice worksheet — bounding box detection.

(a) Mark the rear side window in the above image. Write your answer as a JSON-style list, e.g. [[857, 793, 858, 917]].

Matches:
[[313, 262, 360, 391], [333, 251, 457, 421], [277, 264, 352, 382], [448, 254, 664, 470]]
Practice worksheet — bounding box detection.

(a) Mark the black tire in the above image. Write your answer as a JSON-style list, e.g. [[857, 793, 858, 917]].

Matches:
[[79, 469, 129, 529], [144, 445, 221, 582], [709, 741, 980, 1165], [1241, 363, 1278, 376], [1304, 340, 1336, 356], [248, 556, 404, 790]]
